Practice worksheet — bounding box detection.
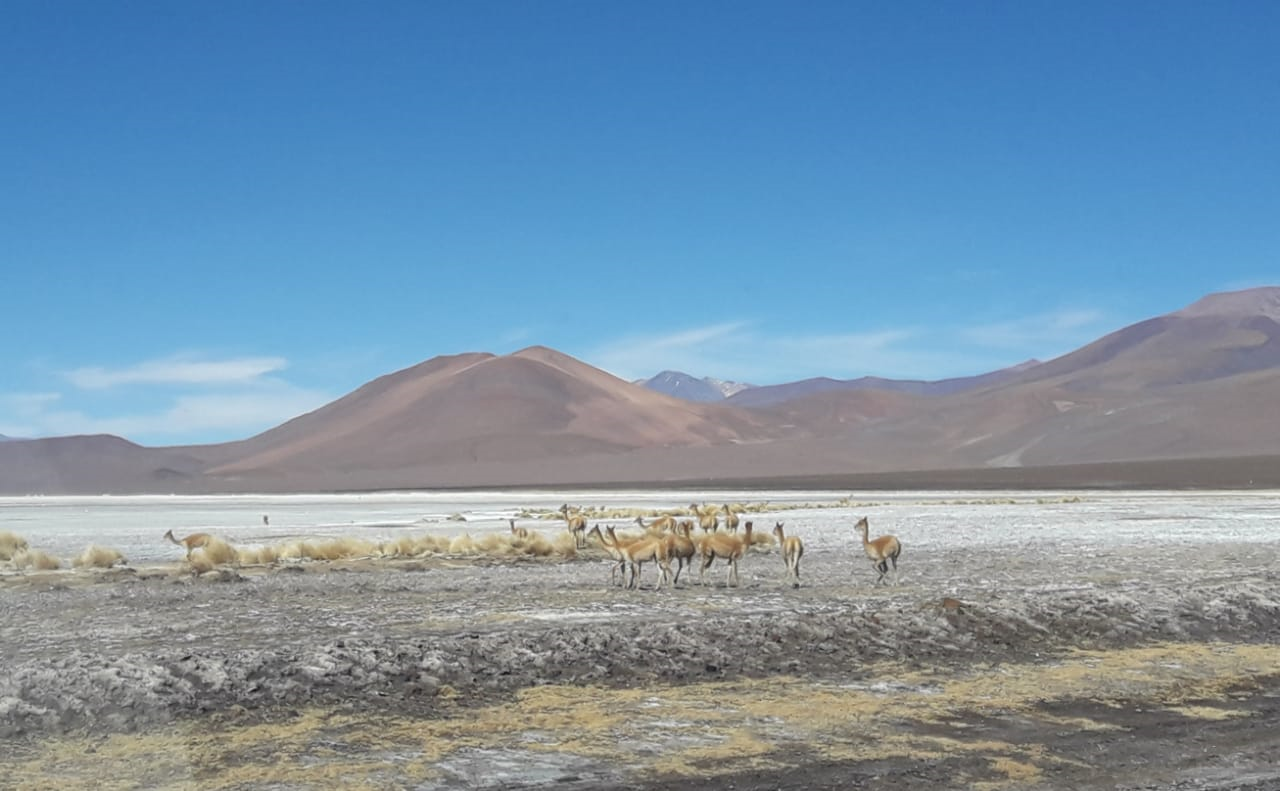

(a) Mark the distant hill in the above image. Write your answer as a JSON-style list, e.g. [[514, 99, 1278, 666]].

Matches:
[[0, 434, 206, 494], [762, 286, 1280, 470], [637, 371, 754, 402], [4, 287, 1280, 493], [197, 346, 778, 489], [723, 360, 1041, 408]]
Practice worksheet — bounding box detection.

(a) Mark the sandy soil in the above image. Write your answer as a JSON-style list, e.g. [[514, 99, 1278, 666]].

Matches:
[[3, 497, 1280, 790]]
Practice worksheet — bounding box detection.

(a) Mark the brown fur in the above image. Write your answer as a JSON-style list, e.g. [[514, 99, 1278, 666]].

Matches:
[[661, 522, 698, 585], [690, 503, 720, 533], [854, 516, 902, 585], [509, 518, 534, 539], [589, 525, 629, 586], [605, 525, 672, 590], [635, 514, 676, 533], [559, 504, 588, 549], [163, 529, 211, 559], [721, 504, 741, 533], [772, 522, 804, 588], [697, 522, 752, 586]]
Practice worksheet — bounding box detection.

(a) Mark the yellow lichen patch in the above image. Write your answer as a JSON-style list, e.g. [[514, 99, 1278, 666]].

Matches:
[[978, 756, 1043, 788], [1033, 712, 1125, 732], [5, 641, 1279, 790], [651, 730, 782, 777], [895, 642, 1280, 714], [1163, 705, 1250, 720]]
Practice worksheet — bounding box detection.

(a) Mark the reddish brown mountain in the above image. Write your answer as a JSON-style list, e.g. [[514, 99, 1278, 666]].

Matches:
[[762, 286, 1280, 470], [201, 346, 777, 484], [3, 287, 1280, 493]]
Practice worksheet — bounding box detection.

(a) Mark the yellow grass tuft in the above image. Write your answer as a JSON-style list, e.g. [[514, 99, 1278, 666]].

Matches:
[[0, 530, 29, 561], [72, 545, 126, 569], [235, 545, 280, 566], [197, 536, 239, 566], [380, 536, 419, 558], [278, 537, 381, 563], [514, 533, 556, 557], [416, 534, 452, 554], [333, 537, 379, 558], [294, 538, 378, 562], [551, 532, 578, 558], [186, 552, 216, 574], [447, 534, 477, 555], [9, 548, 62, 570]]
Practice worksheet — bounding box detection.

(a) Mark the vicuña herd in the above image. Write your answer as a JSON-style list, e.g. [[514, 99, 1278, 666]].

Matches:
[[145, 503, 904, 591]]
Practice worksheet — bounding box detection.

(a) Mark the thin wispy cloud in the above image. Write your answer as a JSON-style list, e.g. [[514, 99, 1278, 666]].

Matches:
[[64, 355, 288, 389], [587, 322, 931, 384], [0, 385, 330, 443], [3, 353, 329, 445], [588, 309, 1117, 384], [960, 309, 1109, 355], [498, 327, 534, 346]]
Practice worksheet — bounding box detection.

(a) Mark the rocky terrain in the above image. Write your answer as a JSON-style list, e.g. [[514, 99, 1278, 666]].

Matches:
[[3, 492, 1280, 789]]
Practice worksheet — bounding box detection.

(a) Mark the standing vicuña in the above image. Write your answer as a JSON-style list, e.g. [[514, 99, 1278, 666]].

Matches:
[[635, 514, 676, 533], [607, 526, 672, 590], [690, 503, 719, 533], [587, 525, 628, 586], [697, 521, 752, 587], [854, 516, 901, 585], [772, 521, 804, 588], [163, 529, 211, 559], [559, 504, 588, 549], [721, 504, 740, 533]]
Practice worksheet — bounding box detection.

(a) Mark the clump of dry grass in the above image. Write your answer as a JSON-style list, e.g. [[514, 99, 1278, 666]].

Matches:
[[380, 536, 419, 558], [510, 532, 556, 557], [9, 548, 62, 570], [551, 532, 578, 558], [230, 526, 586, 567], [416, 534, 453, 554], [186, 552, 217, 574], [0, 531, 29, 561], [448, 534, 477, 555], [235, 544, 280, 565], [72, 545, 126, 569], [274, 536, 381, 563], [197, 536, 239, 566]]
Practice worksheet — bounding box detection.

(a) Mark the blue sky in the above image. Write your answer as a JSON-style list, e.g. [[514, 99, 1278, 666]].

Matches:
[[2, 1, 1277, 445]]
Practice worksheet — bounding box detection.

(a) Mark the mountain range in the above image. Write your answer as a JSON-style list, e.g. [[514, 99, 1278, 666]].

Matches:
[[4, 287, 1280, 494], [636, 372, 754, 403]]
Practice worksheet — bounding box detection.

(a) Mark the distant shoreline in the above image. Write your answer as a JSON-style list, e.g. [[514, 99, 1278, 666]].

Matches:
[[5, 455, 1280, 497]]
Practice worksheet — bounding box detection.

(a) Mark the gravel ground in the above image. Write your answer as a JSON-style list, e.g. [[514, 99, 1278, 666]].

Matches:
[[3, 492, 1280, 789]]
